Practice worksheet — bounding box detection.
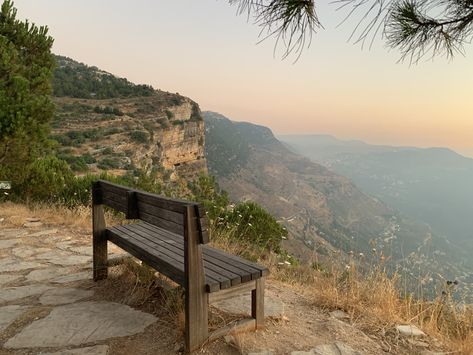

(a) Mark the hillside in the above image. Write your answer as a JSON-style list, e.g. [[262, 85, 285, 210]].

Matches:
[[204, 112, 472, 293], [280, 135, 473, 263], [50, 55, 206, 180]]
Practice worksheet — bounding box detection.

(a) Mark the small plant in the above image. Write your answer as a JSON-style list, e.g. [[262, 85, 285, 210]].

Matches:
[[128, 130, 149, 144]]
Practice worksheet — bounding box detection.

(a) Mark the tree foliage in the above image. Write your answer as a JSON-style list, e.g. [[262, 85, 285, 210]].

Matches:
[[0, 0, 55, 180], [230, 0, 473, 61], [53, 55, 155, 99]]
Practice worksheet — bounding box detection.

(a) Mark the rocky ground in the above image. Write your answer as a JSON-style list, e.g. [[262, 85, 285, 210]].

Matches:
[[0, 207, 449, 355]]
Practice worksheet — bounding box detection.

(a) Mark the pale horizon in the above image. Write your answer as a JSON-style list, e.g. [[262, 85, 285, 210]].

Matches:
[[13, 0, 473, 158]]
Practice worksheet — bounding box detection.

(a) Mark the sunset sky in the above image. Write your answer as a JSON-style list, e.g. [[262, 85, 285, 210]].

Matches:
[[14, 0, 473, 157]]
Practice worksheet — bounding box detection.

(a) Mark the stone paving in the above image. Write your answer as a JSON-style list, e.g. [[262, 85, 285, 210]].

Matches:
[[0, 221, 158, 354]]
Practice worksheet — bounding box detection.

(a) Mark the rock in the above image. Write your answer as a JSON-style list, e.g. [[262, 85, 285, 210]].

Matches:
[[4, 301, 157, 348], [329, 310, 350, 320], [26, 217, 40, 222], [35, 250, 91, 266], [13, 247, 50, 259], [28, 229, 58, 237], [291, 342, 362, 355], [0, 284, 53, 303], [41, 345, 109, 355], [396, 324, 426, 337], [408, 339, 429, 348], [420, 351, 448, 355], [0, 274, 21, 286], [248, 351, 274, 355], [39, 287, 94, 305], [52, 271, 91, 284], [0, 229, 27, 239], [23, 221, 43, 228], [0, 305, 28, 331], [0, 239, 18, 249], [68, 246, 93, 256], [0, 259, 45, 272], [26, 267, 73, 282], [211, 290, 285, 318]]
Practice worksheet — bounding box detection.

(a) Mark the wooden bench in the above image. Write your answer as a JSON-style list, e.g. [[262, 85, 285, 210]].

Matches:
[[92, 180, 268, 353]]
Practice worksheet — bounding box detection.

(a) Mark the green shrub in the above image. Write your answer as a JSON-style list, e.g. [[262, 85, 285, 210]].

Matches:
[[128, 130, 149, 144], [20, 156, 75, 201], [221, 202, 286, 252], [165, 109, 174, 120], [97, 157, 122, 170]]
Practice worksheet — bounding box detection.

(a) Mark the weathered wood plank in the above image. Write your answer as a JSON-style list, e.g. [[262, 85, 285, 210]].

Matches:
[[136, 221, 263, 281], [133, 223, 247, 286], [252, 277, 265, 329], [106, 228, 186, 287], [122, 224, 234, 289], [208, 280, 256, 303], [139, 211, 185, 235], [136, 200, 184, 225], [126, 191, 139, 219], [184, 205, 208, 353], [92, 183, 108, 281]]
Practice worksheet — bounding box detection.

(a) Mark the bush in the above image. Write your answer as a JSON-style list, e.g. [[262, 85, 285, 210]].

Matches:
[[97, 157, 122, 170], [128, 130, 149, 144], [20, 156, 75, 201], [222, 202, 286, 252]]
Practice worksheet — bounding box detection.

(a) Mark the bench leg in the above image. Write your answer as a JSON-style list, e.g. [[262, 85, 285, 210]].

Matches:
[[93, 204, 108, 281], [252, 277, 265, 329], [185, 290, 208, 353]]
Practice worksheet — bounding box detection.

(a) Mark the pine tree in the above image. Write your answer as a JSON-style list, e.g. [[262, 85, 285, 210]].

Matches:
[[0, 0, 55, 184]]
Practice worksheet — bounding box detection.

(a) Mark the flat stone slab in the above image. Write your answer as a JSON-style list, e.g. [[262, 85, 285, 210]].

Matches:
[[52, 271, 91, 284], [0, 274, 21, 286], [28, 229, 58, 237], [23, 221, 43, 228], [0, 305, 29, 331], [35, 250, 91, 266], [291, 342, 361, 355], [26, 267, 73, 282], [0, 229, 28, 239], [39, 288, 94, 305], [0, 258, 45, 272], [42, 345, 109, 355], [0, 239, 18, 249], [68, 246, 93, 256], [4, 301, 158, 348], [0, 284, 53, 303], [212, 290, 284, 318], [396, 324, 425, 337], [13, 247, 50, 259]]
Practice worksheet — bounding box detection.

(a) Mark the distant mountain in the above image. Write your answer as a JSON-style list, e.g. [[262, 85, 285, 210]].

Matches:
[[204, 112, 472, 291], [279, 135, 473, 250]]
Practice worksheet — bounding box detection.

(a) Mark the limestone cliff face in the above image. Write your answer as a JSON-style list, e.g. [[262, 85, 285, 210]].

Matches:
[[52, 95, 207, 180]]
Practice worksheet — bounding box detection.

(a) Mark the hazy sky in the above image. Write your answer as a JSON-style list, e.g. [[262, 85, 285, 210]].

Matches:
[[13, 0, 473, 157]]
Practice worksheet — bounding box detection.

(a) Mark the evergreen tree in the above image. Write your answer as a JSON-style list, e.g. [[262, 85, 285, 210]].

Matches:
[[230, 0, 473, 61], [0, 0, 55, 184]]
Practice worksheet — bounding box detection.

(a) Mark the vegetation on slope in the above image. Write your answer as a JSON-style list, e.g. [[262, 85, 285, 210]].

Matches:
[[53, 55, 155, 99]]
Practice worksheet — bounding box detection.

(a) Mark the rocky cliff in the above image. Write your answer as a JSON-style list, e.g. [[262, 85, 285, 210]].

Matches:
[[51, 56, 207, 180]]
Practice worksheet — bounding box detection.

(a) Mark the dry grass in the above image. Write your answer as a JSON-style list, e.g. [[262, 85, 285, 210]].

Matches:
[[210, 227, 473, 354], [270, 258, 473, 353], [0, 201, 124, 232]]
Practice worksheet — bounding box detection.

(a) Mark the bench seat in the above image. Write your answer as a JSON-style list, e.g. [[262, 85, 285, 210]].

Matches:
[[107, 221, 269, 293]]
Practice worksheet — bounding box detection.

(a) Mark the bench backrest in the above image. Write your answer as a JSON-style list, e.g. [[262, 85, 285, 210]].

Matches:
[[92, 180, 209, 243]]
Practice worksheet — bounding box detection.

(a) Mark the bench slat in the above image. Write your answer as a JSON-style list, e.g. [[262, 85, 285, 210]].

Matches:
[[137, 200, 184, 225], [120, 224, 236, 290], [130, 223, 244, 287], [139, 211, 185, 235], [111, 225, 223, 292], [135, 222, 264, 281], [107, 229, 186, 287]]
